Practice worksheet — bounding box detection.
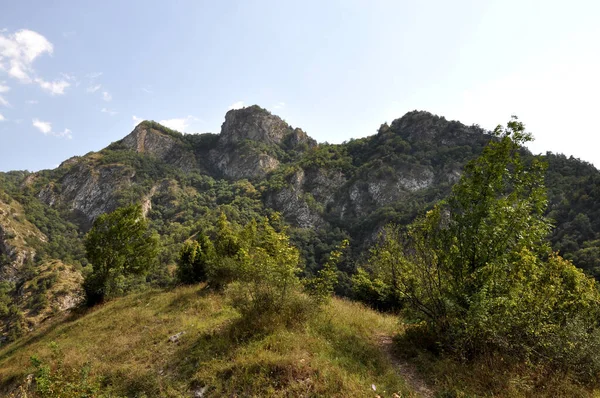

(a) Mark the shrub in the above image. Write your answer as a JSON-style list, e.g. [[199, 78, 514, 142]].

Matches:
[[304, 239, 348, 305], [176, 231, 215, 284]]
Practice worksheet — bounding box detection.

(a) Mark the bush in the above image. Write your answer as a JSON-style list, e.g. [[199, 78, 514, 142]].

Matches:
[[176, 231, 214, 284], [195, 213, 311, 334], [228, 217, 302, 318], [304, 239, 348, 305]]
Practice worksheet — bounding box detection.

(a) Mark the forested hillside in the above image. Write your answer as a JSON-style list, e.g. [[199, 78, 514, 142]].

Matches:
[[1, 106, 599, 342]]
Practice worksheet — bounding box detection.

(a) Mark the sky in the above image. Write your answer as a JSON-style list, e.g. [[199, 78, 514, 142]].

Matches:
[[0, 0, 599, 171]]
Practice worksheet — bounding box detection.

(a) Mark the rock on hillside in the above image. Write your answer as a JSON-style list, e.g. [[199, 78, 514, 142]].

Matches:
[[0, 196, 46, 283], [210, 105, 316, 179], [120, 122, 197, 172], [39, 160, 136, 226]]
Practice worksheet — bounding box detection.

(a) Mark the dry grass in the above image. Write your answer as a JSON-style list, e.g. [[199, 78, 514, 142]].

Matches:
[[0, 286, 413, 397]]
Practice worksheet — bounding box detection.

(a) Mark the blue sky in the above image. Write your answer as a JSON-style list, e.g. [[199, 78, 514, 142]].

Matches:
[[1, 0, 599, 171]]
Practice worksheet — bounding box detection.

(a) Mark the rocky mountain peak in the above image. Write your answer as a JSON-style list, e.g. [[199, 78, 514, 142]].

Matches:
[[390, 110, 488, 146], [119, 122, 196, 172], [219, 105, 295, 146]]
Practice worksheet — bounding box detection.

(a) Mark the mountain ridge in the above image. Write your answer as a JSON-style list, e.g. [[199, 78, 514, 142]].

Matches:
[[1, 105, 599, 341]]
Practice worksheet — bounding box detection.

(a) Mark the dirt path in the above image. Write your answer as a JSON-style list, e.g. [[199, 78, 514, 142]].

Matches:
[[376, 334, 435, 398]]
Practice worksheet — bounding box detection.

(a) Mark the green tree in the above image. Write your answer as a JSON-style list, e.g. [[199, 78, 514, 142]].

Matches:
[[361, 118, 600, 376], [84, 205, 158, 305], [176, 230, 215, 284], [231, 217, 302, 313], [305, 239, 349, 304], [205, 212, 242, 289]]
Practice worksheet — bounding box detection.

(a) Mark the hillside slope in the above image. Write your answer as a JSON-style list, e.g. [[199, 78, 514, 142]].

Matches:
[[1, 106, 600, 341], [0, 285, 414, 397], [2, 284, 596, 397]]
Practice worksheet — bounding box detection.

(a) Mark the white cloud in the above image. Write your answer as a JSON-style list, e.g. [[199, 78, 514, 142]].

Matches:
[[86, 84, 101, 93], [35, 78, 70, 95], [32, 118, 72, 139], [0, 29, 53, 82], [158, 115, 197, 132], [132, 115, 144, 126], [272, 101, 286, 110], [26, 99, 38, 104], [102, 91, 111, 101], [0, 81, 9, 106], [0, 29, 72, 95], [60, 72, 79, 87], [86, 72, 103, 80], [101, 107, 117, 116], [228, 101, 244, 110], [132, 114, 198, 132], [32, 118, 51, 134], [0, 113, 5, 121], [141, 86, 152, 94]]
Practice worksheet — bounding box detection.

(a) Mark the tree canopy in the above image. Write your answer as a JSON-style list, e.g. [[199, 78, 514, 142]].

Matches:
[[84, 204, 158, 304]]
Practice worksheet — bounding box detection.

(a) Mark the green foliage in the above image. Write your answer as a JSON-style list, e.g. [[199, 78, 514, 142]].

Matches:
[[176, 231, 215, 284], [231, 217, 303, 313], [28, 343, 119, 398], [304, 239, 348, 304], [84, 205, 158, 305], [545, 153, 600, 277], [8, 192, 86, 267], [0, 282, 12, 317], [360, 118, 600, 381], [299, 143, 354, 172], [350, 267, 400, 311], [182, 213, 310, 333], [137, 120, 184, 140]]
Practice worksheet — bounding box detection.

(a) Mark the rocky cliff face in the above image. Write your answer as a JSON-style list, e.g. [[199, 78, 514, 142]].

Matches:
[[120, 123, 197, 172], [0, 198, 45, 282], [210, 106, 316, 179], [27, 107, 490, 236], [218, 106, 294, 146], [39, 161, 135, 226], [0, 196, 84, 343]]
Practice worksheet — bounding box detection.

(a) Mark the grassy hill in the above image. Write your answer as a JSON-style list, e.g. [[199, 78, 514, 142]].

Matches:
[[0, 285, 415, 397], [1, 284, 597, 398]]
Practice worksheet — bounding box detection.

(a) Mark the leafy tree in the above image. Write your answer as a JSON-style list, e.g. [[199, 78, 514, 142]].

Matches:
[[360, 118, 600, 377], [305, 239, 349, 304], [205, 212, 243, 289], [226, 216, 309, 332], [84, 205, 158, 305], [176, 231, 215, 284], [227, 217, 302, 310]]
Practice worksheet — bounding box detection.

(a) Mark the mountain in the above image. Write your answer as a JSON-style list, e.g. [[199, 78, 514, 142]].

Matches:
[[1, 105, 600, 342]]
